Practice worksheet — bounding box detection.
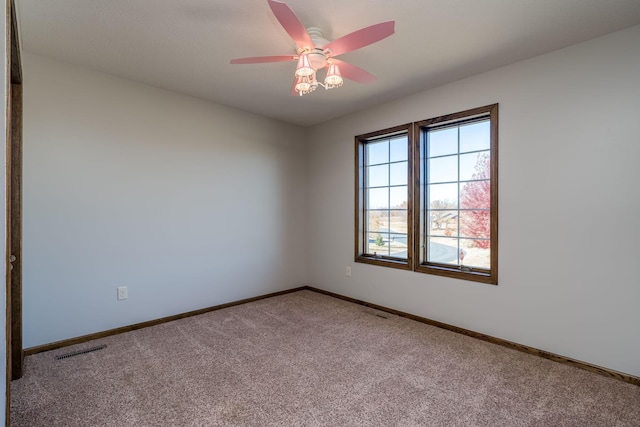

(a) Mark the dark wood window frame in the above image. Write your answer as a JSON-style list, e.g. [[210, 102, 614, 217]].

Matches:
[[355, 104, 498, 285], [354, 123, 413, 271], [414, 104, 498, 284]]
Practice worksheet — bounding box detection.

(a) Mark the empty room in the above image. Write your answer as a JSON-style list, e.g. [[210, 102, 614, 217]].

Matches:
[[2, 0, 640, 425]]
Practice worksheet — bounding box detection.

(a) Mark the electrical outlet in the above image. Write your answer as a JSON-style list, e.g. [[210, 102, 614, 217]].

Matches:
[[345, 266, 351, 277], [117, 286, 128, 301]]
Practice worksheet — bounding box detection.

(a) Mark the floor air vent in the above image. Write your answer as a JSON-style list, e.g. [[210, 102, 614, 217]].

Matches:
[[55, 344, 107, 360], [363, 309, 388, 319]]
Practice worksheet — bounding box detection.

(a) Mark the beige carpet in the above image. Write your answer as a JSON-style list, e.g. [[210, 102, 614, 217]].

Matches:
[[10, 290, 640, 426]]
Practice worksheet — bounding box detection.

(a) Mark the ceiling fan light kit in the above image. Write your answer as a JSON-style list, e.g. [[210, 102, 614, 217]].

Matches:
[[230, 0, 395, 97], [294, 56, 343, 96]]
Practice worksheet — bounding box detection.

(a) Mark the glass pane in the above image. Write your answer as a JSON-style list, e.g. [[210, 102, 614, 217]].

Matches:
[[428, 210, 458, 237], [390, 136, 408, 162], [428, 127, 458, 157], [389, 186, 408, 209], [429, 155, 458, 183], [389, 233, 407, 245], [367, 188, 388, 209], [367, 210, 388, 233], [368, 232, 390, 256], [367, 164, 388, 187], [460, 180, 490, 209], [367, 140, 388, 165], [389, 161, 407, 186], [461, 239, 490, 269], [427, 237, 461, 265], [366, 232, 377, 254], [460, 151, 489, 181], [460, 120, 490, 153], [388, 233, 408, 259], [428, 183, 458, 209], [460, 210, 490, 239], [389, 210, 408, 234], [388, 250, 407, 259]]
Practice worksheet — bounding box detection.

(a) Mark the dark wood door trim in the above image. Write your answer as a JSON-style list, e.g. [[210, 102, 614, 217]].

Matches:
[[6, 0, 23, 425], [9, 81, 22, 380]]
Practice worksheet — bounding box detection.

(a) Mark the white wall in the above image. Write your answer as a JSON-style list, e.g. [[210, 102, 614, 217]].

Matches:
[[22, 53, 307, 348], [307, 25, 640, 377]]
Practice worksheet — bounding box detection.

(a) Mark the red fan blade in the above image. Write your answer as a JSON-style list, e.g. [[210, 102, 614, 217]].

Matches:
[[324, 21, 395, 57], [230, 55, 296, 64], [330, 59, 376, 84], [267, 0, 314, 51]]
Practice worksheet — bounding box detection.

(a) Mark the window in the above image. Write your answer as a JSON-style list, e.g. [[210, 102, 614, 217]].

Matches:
[[355, 105, 498, 284], [355, 124, 412, 270], [414, 104, 498, 283]]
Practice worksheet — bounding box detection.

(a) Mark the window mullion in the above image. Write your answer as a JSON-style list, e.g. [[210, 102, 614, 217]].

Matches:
[[457, 126, 461, 267]]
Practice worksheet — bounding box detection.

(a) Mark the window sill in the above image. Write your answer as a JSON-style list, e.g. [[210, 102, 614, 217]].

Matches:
[[415, 263, 497, 285], [355, 255, 412, 271]]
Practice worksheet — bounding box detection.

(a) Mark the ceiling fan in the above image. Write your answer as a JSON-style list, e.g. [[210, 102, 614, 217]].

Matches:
[[230, 0, 395, 96]]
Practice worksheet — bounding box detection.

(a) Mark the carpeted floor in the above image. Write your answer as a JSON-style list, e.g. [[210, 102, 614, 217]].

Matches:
[[10, 290, 640, 426]]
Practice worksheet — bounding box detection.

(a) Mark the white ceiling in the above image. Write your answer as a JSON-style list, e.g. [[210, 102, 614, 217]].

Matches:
[[15, 0, 640, 127]]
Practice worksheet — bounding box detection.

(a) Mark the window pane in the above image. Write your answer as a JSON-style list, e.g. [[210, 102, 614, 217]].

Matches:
[[389, 161, 407, 186], [368, 188, 388, 209], [389, 233, 407, 245], [428, 183, 458, 209], [460, 120, 490, 153], [460, 151, 489, 181], [428, 127, 458, 157], [367, 210, 388, 233], [359, 130, 411, 263], [460, 180, 490, 209], [390, 136, 408, 162], [428, 210, 458, 237], [460, 210, 490, 239], [367, 164, 389, 187], [367, 140, 388, 165], [427, 237, 461, 265], [388, 233, 408, 258], [389, 186, 408, 209], [460, 239, 490, 269], [429, 155, 458, 183], [368, 232, 390, 256], [389, 210, 408, 233]]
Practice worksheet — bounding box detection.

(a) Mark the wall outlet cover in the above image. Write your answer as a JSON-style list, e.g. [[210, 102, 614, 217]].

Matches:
[[117, 286, 128, 300]]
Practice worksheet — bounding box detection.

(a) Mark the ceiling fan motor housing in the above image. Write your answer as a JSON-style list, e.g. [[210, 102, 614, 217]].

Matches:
[[304, 27, 330, 70]]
